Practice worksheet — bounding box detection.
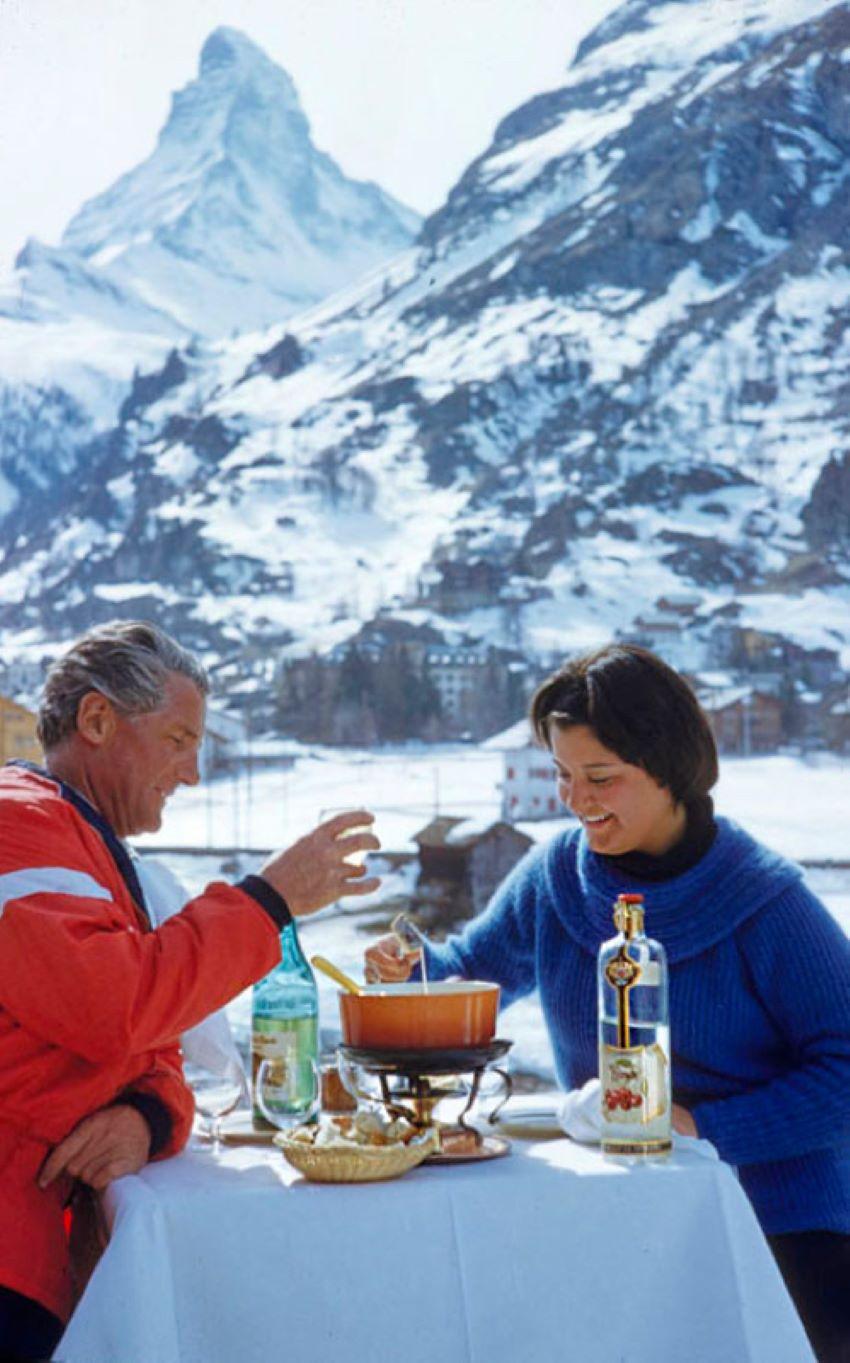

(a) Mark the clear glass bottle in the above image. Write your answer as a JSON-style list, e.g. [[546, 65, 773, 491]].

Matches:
[[598, 893, 671, 1158], [251, 921, 319, 1131]]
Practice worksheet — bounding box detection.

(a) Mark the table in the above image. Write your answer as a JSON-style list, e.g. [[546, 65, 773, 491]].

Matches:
[[56, 1134, 815, 1363]]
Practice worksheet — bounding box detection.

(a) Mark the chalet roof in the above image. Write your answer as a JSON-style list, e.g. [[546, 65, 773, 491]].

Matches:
[[698, 685, 752, 711], [481, 719, 537, 751], [414, 816, 532, 850], [698, 686, 782, 712], [632, 612, 682, 631]]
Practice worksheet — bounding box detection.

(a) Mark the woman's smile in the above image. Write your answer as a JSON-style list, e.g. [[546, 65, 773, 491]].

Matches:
[[550, 725, 686, 857]]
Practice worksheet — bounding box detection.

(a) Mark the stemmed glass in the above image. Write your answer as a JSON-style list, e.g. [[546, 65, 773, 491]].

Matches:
[[255, 1058, 321, 1133], [184, 1062, 245, 1152]]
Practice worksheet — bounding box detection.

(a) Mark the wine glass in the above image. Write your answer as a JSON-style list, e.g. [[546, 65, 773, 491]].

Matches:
[[320, 807, 374, 867], [255, 1058, 320, 1132], [184, 1062, 244, 1151]]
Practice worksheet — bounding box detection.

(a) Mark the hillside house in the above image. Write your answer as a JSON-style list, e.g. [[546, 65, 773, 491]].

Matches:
[[423, 644, 491, 725], [715, 628, 841, 688], [0, 695, 41, 765], [416, 558, 505, 614], [655, 591, 702, 617], [698, 685, 783, 754], [618, 605, 703, 671], [414, 816, 533, 920], [483, 719, 560, 820]]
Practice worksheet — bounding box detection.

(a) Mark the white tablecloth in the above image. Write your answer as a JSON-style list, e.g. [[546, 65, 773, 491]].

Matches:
[[56, 1135, 815, 1363]]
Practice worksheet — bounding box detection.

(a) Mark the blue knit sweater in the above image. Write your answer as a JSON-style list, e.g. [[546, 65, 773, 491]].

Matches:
[[423, 817, 850, 1235]]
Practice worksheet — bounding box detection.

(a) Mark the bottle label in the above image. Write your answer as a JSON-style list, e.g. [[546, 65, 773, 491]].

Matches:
[[604, 952, 641, 990], [252, 1016, 317, 1105], [601, 1043, 668, 1125]]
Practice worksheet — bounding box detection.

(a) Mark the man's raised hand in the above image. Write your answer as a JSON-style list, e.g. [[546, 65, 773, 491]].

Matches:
[[258, 810, 380, 916]]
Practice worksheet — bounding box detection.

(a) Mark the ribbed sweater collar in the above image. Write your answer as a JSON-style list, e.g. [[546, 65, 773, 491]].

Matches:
[[543, 817, 803, 963]]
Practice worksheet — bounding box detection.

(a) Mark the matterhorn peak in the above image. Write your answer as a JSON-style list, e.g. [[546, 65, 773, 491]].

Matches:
[[200, 26, 283, 76], [194, 25, 303, 115], [16, 27, 418, 339]]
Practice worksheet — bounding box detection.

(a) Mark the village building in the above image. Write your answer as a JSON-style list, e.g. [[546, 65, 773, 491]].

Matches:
[[0, 694, 42, 765], [483, 719, 560, 820], [618, 600, 703, 671], [423, 644, 491, 725], [415, 557, 505, 615], [655, 590, 702, 616], [412, 816, 533, 923], [697, 684, 783, 755]]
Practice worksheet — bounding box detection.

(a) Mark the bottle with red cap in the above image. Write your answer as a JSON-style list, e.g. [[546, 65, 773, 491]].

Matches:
[[598, 893, 671, 1158]]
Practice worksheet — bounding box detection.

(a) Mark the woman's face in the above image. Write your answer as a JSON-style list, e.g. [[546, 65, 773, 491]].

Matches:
[[550, 724, 686, 857]]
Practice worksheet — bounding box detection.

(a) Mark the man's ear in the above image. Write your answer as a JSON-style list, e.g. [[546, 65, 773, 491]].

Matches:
[[75, 691, 118, 747]]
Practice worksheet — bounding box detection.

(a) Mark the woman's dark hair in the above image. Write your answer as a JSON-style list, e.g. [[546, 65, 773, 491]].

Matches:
[[530, 644, 718, 803]]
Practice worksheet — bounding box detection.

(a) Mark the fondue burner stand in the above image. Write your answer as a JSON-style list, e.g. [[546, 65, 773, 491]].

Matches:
[[337, 1039, 513, 1156]]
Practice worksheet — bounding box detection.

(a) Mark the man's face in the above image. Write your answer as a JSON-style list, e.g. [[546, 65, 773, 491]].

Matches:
[[96, 673, 205, 838]]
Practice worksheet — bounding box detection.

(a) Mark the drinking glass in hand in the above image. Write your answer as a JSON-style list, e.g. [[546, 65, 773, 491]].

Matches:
[[321, 807, 374, 867], [184, 1062, 244, 1151]]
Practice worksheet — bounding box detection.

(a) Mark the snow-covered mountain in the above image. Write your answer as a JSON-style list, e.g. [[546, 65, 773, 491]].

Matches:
[[0, 28, 419, 529], [2, 0, 849, 684], [11, 27, 419, 339]]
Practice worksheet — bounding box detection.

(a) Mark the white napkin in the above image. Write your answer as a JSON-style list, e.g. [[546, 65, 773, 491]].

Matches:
[[558, 1077, 719, 1160], [557, 1078, 604, 1143], [132, 854, 248, 1094]]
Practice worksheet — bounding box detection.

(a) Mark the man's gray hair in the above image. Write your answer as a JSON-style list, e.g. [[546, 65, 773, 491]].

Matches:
[[38, 619, 209, 751]]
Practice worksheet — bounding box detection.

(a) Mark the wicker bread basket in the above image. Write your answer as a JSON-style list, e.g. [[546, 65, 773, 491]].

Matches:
[[274, 1129, 436, 1183]]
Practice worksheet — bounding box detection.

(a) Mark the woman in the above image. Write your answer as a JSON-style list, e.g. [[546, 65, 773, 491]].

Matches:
[[365, 644, 850, 1363]]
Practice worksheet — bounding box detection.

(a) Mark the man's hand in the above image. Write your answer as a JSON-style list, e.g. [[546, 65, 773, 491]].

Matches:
[[259, 810, 381, 916], [39, 1104, 152, 1192]]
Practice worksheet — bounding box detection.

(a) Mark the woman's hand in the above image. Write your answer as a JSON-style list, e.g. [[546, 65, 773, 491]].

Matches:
[[671, 1103, 697, 1138], [364, 934, 419, 983]]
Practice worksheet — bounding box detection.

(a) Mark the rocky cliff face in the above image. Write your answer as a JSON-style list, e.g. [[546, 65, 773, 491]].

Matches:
[[1, 0, 848, 679]]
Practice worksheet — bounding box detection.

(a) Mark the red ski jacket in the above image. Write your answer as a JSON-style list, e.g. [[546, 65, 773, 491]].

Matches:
[[0, 764, 281, 1320]]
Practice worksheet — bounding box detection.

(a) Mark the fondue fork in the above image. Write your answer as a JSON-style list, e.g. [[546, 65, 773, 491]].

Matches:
[[391, 913, 428, 955]]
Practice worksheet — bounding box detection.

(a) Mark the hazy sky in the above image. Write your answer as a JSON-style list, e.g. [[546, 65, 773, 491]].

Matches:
[[0, 0, 616, 272]]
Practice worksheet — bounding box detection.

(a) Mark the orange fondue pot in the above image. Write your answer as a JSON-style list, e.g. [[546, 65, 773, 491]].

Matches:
[[339, 981, 500, 1050]]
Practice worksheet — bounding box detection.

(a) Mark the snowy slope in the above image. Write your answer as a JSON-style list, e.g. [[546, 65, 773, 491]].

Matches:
[[2, 0, 849, 676]]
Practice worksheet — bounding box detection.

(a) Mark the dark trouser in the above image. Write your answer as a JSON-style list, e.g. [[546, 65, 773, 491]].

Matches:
[[0, 1285, 64, 1362], [768, 1231, 850, 1363]]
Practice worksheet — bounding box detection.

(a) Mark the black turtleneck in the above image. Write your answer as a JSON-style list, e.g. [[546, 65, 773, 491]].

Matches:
[[599, 795, 717, 882]]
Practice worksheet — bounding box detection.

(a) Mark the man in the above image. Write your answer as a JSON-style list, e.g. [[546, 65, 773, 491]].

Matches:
[[0, 620, 379, 1361]]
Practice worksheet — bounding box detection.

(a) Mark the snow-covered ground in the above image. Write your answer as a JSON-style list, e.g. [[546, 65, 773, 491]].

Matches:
[[137, 745, 850, 1082]]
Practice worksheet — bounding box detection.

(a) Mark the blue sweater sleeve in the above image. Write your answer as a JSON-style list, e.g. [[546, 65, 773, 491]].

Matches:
[[693, 881, 850, 1165], [422, 845, 545, 1007]]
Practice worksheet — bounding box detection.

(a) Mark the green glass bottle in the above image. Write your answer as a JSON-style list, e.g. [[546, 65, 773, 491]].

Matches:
[[251, 921, 319, 1131]]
